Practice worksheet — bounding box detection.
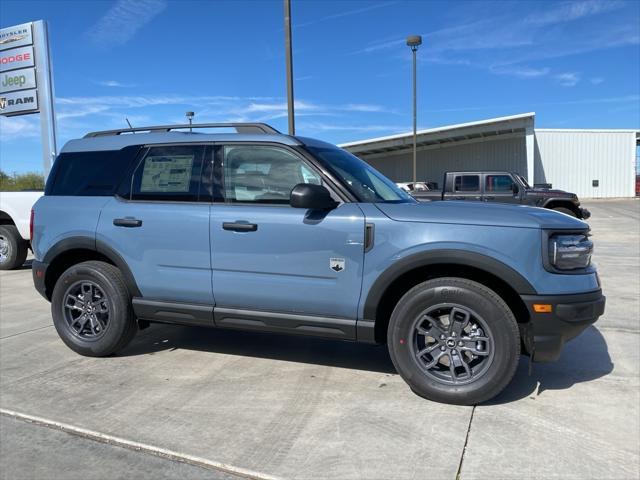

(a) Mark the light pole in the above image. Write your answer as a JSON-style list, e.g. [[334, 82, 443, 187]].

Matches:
[[407, 35, 422, 183], [284, 0, 295, 135]]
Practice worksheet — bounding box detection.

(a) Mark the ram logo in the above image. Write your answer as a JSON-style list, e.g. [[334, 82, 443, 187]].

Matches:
[[0, 97, 6, 110]]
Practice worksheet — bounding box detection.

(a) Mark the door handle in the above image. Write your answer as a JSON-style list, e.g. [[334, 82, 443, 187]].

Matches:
[[485, 196, 495, 200], [223, 222, 258, 232], [113, 218, 142, 228], [455, 196, 465, 200]]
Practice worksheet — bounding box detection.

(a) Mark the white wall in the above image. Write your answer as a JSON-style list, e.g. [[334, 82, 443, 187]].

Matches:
[[534, 130, 636, 198], [364, 136, 528, 186]]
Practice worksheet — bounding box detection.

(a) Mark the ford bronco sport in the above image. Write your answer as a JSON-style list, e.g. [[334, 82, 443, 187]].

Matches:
[[31, 123, 605, 405]]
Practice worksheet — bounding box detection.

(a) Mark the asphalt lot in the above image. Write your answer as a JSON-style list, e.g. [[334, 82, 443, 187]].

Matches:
[[1, 199, 638, 480]]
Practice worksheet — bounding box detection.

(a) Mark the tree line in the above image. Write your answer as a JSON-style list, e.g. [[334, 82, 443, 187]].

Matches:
[[0, 170, 45, 191]]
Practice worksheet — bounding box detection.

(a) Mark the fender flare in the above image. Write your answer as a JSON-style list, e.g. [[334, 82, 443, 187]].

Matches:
[[43, 236, 141, 297], [540, 197, 577, 209], [362, 249, 537, 322]]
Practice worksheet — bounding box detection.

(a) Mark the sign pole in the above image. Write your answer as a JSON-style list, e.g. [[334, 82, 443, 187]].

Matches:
[[33, 20, 56, 180]]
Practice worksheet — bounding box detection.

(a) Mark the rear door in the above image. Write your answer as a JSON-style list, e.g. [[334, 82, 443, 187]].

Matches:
[[209, 143, 365, 327], [447, 174, 482, 201], [483, 174, 520, 204], [97, 144, 214, 304]]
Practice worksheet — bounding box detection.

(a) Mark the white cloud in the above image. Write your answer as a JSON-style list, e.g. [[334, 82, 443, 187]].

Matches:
[[490, 65, 550, 78], [526, 0, 624, 26], [0, 116, 40, 141], [298, 122, 407, 133], [96, 80, 136, 88], [590, 77, 604, 85], [296, 1, 398, 28], [350, 1, 637, 82], [88, 0, 167, 48], [556, 72, 581, 87]]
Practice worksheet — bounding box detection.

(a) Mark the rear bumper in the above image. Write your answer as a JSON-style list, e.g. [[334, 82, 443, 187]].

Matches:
[[579, 207, 591, 219], [32, 259, 49, 300], [520, 289, 605, 362]]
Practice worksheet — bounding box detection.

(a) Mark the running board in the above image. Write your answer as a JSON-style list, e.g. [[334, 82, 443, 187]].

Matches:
[[131, 299, 356, 340]]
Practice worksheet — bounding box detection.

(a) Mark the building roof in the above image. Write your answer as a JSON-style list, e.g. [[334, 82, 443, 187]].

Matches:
[[339, 112, 536, 156]]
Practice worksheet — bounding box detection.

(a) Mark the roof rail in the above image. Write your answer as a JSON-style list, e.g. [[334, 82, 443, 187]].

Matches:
[[83, 123, 281, 138]]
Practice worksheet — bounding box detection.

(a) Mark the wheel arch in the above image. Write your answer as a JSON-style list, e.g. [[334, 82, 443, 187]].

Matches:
[[0, 210, 16, 226], [541, 199, 579, 215], [42, 236, 141, 300], [360, 250, 535, 344]]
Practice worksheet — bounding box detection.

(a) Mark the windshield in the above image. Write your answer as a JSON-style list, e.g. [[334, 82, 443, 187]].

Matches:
[[305, 146, 415, 203], [517, 174, 531, 189]]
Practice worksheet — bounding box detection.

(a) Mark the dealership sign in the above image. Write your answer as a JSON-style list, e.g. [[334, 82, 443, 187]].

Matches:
[[0, 20, 57, 178], [0, 67, 37, 93], [0, 22, 33, 50], [0, 23, 38, 116]]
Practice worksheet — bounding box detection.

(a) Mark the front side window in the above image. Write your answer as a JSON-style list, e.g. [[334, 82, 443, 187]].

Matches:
[[129, 145, 206, 201], [454, 175, 480, 192], [223, 145, 321, 204], [304, 145, 413, 203], [485, 175, 514, 192]]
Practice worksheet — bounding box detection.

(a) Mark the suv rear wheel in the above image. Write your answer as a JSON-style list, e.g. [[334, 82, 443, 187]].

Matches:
[[387, 277, 520, 405], [51, 261, 137, 356], [0, 225, 28, 270]]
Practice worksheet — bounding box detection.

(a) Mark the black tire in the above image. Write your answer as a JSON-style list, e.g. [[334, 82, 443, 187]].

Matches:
[[51, 261, 137, 357], [552, 206, 577, 217], [0, 225, 28, 270], [387, 277, 520, 405]]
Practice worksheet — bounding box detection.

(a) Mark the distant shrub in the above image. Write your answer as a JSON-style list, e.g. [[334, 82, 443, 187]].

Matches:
[[0, 170, 45, 191]]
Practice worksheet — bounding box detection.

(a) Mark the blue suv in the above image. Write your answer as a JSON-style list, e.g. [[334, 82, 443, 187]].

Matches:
[[31, 123, 605, 404]]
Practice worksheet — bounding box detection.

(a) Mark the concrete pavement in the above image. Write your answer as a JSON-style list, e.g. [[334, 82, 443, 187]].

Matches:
[[1, 199, 638, 479]]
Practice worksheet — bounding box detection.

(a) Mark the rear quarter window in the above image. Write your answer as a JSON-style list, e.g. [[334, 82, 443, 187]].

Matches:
[[46, 146, 140, 196]]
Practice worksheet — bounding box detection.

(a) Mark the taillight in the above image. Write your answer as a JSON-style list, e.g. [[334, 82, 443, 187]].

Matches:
[[29, 208, 34, 243]]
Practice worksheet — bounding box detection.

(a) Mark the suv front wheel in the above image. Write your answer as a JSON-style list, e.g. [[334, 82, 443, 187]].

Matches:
[[51, 261, 137, 356], [387, 277, 520, 405]]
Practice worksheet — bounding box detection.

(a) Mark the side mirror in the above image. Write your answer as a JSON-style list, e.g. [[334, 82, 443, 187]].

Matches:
[[290, 183, 338, 210], [512, 183, 519, 195]]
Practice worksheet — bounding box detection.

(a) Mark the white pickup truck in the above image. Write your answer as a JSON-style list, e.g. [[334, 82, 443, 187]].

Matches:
[[0, 191, 43, 269]]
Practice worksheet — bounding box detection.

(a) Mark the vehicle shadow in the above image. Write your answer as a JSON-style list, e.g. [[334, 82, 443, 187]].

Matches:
[[486, 326, 613, 405], [17, 259, 33, 270], [120, 323, 612, 402], [120, 323, 397, 374]]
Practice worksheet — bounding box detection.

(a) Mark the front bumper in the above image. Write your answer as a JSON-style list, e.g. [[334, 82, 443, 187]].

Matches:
[[32, 259, 49, 300], [579, 207, 591, 219], [520, 289, 605, 362]]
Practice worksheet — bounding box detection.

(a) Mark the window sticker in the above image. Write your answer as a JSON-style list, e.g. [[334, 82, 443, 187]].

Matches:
[[140, 155, 194, 193]]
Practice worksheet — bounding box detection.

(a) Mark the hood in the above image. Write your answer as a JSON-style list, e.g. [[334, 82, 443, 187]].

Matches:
[[529, 187, 577, 198], [375, 201, 587, 230]]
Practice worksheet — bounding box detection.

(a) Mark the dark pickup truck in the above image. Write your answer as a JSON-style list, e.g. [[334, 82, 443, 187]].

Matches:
[[411, 171, 590, 219]]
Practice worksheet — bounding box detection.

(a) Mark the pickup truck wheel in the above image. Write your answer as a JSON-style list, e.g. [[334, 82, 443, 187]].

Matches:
[[51, 261, 137, 357], [387, 277, 520, 405], [0, 225, 28, 270], [552, 206, 577, 217]]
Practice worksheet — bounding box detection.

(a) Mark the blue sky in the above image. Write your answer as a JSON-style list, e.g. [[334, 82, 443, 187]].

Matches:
[[0, 0, 639, 174]]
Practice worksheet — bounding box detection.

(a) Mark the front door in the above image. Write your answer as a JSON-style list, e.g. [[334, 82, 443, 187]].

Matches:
[[483, 174, 520, 204], [210, 144, 365, 328]]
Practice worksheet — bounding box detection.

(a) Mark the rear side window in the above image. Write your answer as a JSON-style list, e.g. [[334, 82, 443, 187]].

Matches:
[[454, 175, 480, 192], [129, 145, 206, 202], [46, 146, 139, 196]]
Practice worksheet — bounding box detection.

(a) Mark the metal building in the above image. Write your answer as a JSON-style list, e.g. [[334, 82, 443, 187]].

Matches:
[[340, 113, 639, 198]]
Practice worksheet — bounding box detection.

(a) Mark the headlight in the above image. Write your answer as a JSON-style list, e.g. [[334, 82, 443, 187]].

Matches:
[[548, 233, 593, 270]]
